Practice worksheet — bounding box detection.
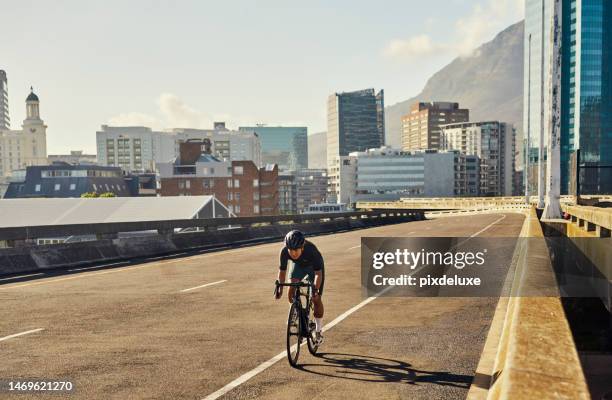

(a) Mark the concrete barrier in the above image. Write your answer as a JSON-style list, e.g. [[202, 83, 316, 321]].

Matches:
[[0, 214, 412, 277], [468, 206, 590, 400]]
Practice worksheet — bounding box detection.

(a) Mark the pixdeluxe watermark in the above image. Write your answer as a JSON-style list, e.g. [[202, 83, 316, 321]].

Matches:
[[361, 237, 612, 298]]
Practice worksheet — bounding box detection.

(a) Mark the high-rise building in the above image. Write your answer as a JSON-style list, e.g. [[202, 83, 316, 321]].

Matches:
[[0, 88, 48, 177], [442, 121, 516, 196], [0, 70, 9, 130], [96, 123, 261, 172], [327, 88, 385, 170], [525, 0, 612, 194], [238, 125, 307, 171], [401, 102, 469, 151]]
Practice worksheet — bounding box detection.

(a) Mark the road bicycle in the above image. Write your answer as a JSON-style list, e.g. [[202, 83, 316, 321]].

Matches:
[[274, 279, 320, 367]]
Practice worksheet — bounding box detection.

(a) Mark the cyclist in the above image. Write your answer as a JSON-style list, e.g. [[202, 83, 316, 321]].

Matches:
[[275, 230, 325, 345]]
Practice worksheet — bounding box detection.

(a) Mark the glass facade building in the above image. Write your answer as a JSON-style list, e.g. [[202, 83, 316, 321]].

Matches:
[[0, 70, 9, 130], [326, 89, 385, 169], [238, 126, 307, 171], [525, 0, 612, 194]]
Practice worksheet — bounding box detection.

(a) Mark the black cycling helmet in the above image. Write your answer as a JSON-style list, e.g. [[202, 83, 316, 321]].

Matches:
[[284, 230, 305, 250]]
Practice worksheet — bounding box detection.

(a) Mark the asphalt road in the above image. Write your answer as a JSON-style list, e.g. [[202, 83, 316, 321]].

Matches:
[[0, 212, 524, 400]]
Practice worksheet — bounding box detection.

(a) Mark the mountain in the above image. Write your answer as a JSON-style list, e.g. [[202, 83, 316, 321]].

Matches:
[[385, 21, 524, 148], [307, 21, 524, 170]]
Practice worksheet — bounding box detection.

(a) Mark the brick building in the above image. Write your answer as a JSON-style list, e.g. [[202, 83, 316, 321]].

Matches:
[[401, 102, 469, 151], [156, 140, 278, 216]]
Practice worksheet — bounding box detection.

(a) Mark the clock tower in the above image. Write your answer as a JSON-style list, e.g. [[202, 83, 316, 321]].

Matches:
[[20, 87, 48, 167]]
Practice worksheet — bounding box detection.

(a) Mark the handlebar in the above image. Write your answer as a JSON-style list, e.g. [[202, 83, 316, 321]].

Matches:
[[275, 280, 313, 288], [274, 279, 314, 298]]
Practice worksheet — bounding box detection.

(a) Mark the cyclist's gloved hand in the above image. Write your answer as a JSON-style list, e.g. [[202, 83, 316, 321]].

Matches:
[[274, 280, 283, 300]]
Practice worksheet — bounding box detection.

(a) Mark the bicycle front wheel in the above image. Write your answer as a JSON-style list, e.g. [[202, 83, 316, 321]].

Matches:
[[307, 308, 319, 356], [286, 303, 302, 367]]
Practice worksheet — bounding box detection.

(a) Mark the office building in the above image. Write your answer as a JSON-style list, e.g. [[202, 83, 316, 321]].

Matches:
[[0, 70, 9, 130], [0, 88, 48, 178], [96, 123, 261, 173], [294, 169, 328, 212], [278, 173, 297, 214], [239, 126, 307, 171], [401, 102, 469, 151], [442, 121, 516, 196], [524, 0, 612, 194], [327, 88, 385, 170], [156, 140, 278, 216], [329, 147, 475, 204]]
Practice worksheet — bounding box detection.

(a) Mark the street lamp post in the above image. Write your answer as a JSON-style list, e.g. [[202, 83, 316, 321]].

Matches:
[[543, 0, 562, 219], [526, 33, 532, 205]]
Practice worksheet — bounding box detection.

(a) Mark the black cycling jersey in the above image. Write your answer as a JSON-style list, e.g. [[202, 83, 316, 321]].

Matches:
[[279, 240, 324, 272]]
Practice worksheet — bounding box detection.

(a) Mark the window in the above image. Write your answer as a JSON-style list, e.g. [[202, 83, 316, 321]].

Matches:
[[234, 166, 243, 175], [254, 204, 260, 214], [227, 192, 233, 201], [253, 179, 259, 187], [70, 183, 76, 191], [234, 205, 240, 213], [234, 192, 240, 201], [185, 180, 190, 189], [227, 179, 233, 188], [179, 181, 185, 189], [54, 183, 61, 191], [253, 192, 259, 200], [234, 179, 240, 188], [35, 184, 41, 192]]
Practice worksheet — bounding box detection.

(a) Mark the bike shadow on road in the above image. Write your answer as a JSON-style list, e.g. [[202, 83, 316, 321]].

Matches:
[[296, 352, 473, 389]]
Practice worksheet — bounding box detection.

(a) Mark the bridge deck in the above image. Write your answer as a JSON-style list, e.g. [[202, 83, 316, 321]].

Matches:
[[0, 213, 524, 400]]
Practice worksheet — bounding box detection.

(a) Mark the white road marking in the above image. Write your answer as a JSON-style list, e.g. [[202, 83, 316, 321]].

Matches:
[[180, 280, 227, 293], [200, 215, 510, 400], [68, 261, 127, 272], [0, 242, 279, 291], [200, 288, 390, 400], [0, 273, 44, 282], [468, 214, 506, 238], [0, 328, 44, 342], [347, 245, 361, 250]]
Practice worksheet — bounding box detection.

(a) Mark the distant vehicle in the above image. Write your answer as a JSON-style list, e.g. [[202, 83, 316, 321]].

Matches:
[[303, 203, 348, 214]]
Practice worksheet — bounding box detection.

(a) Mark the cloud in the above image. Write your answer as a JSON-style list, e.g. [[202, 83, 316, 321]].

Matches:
[[383, 34, 449, 60], [108, 112, 160, 127], [383, 0, 524, 61], [108, 93, 217, 130]]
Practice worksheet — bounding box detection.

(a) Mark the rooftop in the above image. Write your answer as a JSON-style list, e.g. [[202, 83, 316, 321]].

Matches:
[[0, 196, 231, 228]]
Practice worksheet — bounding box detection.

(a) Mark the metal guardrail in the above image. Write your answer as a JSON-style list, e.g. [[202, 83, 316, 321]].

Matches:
[[0, 209, 426, 242], [358, 195, 612, 211]]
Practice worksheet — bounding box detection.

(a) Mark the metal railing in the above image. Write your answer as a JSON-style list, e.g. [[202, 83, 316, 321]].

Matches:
[[0, 209, 425, 242]]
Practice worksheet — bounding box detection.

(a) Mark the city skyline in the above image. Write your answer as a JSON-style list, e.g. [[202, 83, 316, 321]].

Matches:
[[2, 0, 524, 154]]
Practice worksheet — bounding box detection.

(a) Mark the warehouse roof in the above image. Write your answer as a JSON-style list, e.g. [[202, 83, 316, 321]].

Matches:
[[0, 196, 232, 228]]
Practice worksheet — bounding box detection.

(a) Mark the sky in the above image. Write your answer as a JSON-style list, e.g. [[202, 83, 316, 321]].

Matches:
[[2, 0, 524, 154]]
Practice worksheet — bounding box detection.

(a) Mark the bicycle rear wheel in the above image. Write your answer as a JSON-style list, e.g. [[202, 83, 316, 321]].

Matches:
[[286, 303, 302, 367]]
